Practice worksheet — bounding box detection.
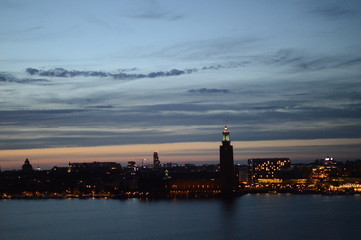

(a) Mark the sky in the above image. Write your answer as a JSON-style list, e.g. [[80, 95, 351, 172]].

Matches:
[[1, 0, 361, 170]]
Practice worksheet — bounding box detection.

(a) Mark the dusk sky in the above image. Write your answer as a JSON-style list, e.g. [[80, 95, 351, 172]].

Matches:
[[1, 0, 361, 170]]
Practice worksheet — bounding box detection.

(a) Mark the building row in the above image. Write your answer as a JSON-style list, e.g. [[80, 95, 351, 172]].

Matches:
[[2, 126, 361, 198]]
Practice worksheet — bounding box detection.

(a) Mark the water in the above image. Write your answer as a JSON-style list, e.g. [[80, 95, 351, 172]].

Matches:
[[1, 194, 361, 240]]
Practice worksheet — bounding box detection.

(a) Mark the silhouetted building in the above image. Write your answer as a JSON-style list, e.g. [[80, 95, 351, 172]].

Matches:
[[248, 158, 291, 183], [127, 161, 136, 170], [166, 179, 221, 198], [311, 156, 339, 180], [220, 126, 236, 195], [153, 151, 161, 168], [22, 158, 34, 173], [238, 165, 249, 184], [67, 161, 121, 173]]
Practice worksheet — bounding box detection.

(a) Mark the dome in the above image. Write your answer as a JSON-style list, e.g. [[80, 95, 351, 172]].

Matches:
[[22, 158, 34, 172]]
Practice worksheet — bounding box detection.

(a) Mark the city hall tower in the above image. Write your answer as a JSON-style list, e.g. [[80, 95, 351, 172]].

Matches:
[[220, 126, 235, 195]]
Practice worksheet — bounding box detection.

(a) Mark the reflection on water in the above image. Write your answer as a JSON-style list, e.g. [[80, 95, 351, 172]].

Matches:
[[1, 194, 360, 240], [219, 198, 239, 240]]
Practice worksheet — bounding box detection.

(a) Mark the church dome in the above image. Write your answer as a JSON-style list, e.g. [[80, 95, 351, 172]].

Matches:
[[22, 158, 34, 172]]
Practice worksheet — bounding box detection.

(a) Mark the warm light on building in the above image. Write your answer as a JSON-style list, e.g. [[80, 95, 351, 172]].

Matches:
[[248, 158, 291, 183]]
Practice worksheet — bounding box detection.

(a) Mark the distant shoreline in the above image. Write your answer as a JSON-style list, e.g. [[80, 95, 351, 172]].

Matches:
[[2, 190, 360, 200]]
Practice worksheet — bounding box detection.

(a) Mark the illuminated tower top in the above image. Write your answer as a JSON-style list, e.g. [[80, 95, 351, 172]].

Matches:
[[222, 126, 230, 143]]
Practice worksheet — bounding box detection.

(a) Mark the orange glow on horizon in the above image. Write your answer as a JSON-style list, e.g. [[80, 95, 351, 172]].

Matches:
[[1, 138, 360, 170]]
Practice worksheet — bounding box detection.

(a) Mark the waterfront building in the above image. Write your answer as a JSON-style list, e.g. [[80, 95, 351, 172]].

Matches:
[[165, 179, 221, 197], [248, 158, 291, 183], [237, 165, 249, 184], [220, 126, 236, 194], [67, 161, 122, 173], [311, 157, 339, 181], [164, 126, 237, 197]]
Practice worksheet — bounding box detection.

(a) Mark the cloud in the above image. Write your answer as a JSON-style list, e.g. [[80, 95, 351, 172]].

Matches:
[[26, 68, 108, 78], [25, 67, 198, 80], [133, 11, 184, 21], [0, 73, 49, 84], [187, 88, 230, 94], [254, 49, 361, 72], [148, 69, 185, 78], [316, 5, 354, 18], [142, 48, 361, 77], [2, 47, 361, 151], [1, 73, 361, 151], [127, 2, 184, 21], [201, 65, 224, 70], [149, 37, 260, 62], [29, 48, 361, 84], [1, 102, 360, 150], [119, 68, 138, 72], [0, 73, 16, 82], [86, 105, 114, 109]]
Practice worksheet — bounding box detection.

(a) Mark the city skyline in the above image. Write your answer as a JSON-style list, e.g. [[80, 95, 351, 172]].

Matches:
[[1, 0, 361, 170], [2, 138, 360, 170]]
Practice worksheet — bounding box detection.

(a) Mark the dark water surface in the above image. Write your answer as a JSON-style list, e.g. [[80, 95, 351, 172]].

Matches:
[[1, 194, 361, 240]]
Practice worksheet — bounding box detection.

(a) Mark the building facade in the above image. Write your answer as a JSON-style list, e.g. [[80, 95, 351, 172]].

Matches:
[[248, 158, 291, 183]]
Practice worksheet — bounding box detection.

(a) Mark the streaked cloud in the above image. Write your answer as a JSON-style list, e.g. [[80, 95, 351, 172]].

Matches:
[[0, 73, 49, 84], [25, 67, 197, 80], [316, 4, 355, 18], [187, 88, 230, 94]]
